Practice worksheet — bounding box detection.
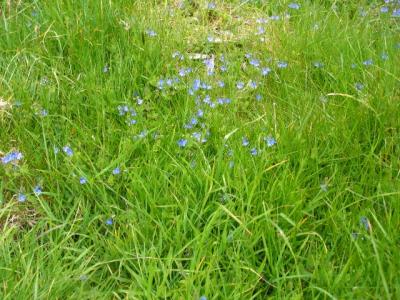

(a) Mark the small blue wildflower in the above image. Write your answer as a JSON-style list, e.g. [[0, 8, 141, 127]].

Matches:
[[199, 296, 207, 300], [380, 6, 389, 13], [313, 61, 324, 68], [207, 36, 215, 43], [172, 51, 184, 60], [33, 185, 42, 196], [265, 136, 277, 147], [197, 109, 204, 118], [79, 275, 88, 281], [135, 130, 148, 139], [127, 119, 137, 126], [360, 216, 371, 232], [53, 146, 60, 155], [217, 80, 225, 88], [17, 193, 27, 203], [1, 151, 23, 165], [220, 65, 227, 72], [277, 61, 288, 68], [193, 79, 201, 91], [112, 167, 121, 175], [393, 8, 400, 17], [157, 79, 165, 90], [136, 98, 144, 105], [177, 138, 188, 148], [236, 81, 245, 90], [242, 137, 250, 147], [250, 148, 258, 156], [106, 218, 113, 226], [249, 81, 258, 89], [270, 15, 280, 21], [166, 78, 173, 86], [203, 95, 212, 105], [179, 68, 187, 77], [204, 57, 215, 75], [40, 109, 48, 117], [256, 94, 262, 101], [381, 52, 389, 60], [288, 3, 300, 9], [192, 132, 201, 142], [256, 18, 268, 24], [146, 29, 157, 37], [256, 26, 265, 35], [207, 2, 216, 9], [79, 177, 87, 185], [103, 65, 109, 73], [118, 105, 129, 116], [63, 146, 73, 157], [362, 59, 373, 66], [261, 67, 271, 76], [249, 59, 260, 67], [355, 82, 364, 91]]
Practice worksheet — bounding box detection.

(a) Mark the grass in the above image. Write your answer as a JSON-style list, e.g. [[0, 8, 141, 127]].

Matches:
[[0, 0, 399, 299]]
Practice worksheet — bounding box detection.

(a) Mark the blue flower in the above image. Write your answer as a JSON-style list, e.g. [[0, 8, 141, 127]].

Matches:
[[288, 3, 300, 9], [79, 177, 87, 184], [106, 218, 113, 226], [277, 61, 288, 68], [103, 65, 109, 73], [256, 94, 263, 101], [313, 61, 324, 68], [220, 65, 227, 72], [112, 167, 121, 175], [355, 82, 364, 91], [362, 59, 373, 66], [177, 138, 188, 148], [242, 137, 250, 147], [63, 146, 73, 157], [360, 216, 371, 232], [393, 8, 400, 17], [381, 53, 389, 60], [207, 2, 216, 10], [17, 193, 27, 202], [250, 148, 258, 156], [1, 151, 23, 165], [204, 57, 215, 75], [249, 81, 258, 89], [217, 80, 225, 88], [199, 296, 207, 300], [265, 136, 277, 147], [380, 6, 389, 13], [197, 109, 204, 118], [33, 185, 43, 196], [261, 67, 271, 76], [250, 59, 260, 67], [146, 29, 157, 37], [256, 26, 265, 35], [236, 81, 245, 90]]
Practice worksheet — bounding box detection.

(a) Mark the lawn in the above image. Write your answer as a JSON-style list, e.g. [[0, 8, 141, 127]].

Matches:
[[1, 0, 400, 299]]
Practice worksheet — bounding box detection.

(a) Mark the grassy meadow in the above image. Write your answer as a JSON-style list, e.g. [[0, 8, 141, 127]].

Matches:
[[1, 0, 400, 299]]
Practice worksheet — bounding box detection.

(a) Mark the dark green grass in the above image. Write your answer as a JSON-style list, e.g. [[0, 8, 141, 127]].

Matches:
[[1, 0, 400, 299]]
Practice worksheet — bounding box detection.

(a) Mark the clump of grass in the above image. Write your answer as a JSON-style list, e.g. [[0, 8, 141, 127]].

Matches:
[[0, 0, 399, 299]]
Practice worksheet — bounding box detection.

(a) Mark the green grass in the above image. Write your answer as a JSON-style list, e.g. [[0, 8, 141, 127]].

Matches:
[[1, 0, 400, 299]]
